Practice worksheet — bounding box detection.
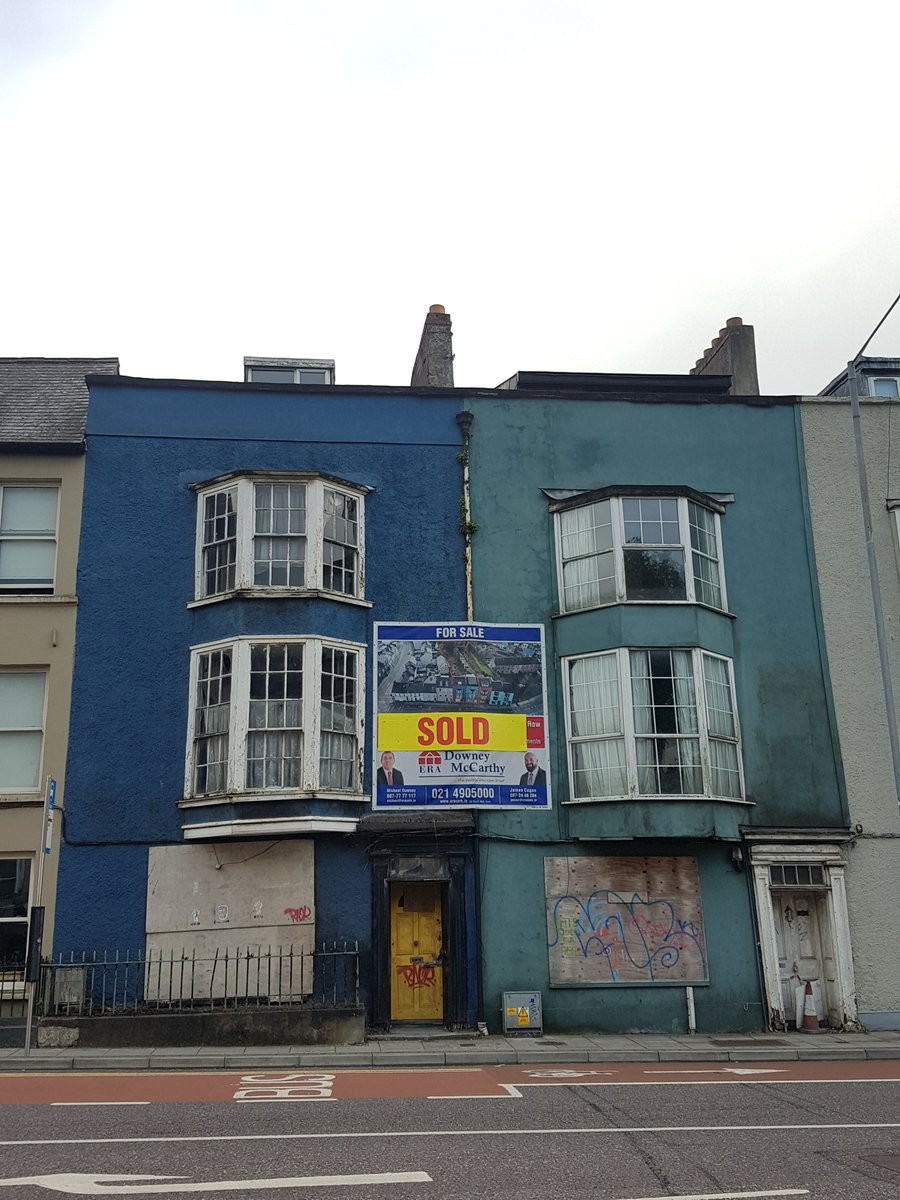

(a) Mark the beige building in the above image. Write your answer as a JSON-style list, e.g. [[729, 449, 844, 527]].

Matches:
[[0, 359, 118, 1005], [802, 360, 900, 1029]]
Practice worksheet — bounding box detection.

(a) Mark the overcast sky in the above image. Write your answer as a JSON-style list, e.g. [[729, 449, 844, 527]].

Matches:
[[2, 0, 899, 393]]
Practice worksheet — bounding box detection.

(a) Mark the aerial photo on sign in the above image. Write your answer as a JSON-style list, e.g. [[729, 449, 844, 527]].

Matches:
[[374, 622, 550, 809]]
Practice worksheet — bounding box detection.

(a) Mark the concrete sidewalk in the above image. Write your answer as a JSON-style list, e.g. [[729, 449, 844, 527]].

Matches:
[[3, 1029, 900, 1071]]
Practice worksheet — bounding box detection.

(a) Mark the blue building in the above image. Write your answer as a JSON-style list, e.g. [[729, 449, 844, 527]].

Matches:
[[463, 363, 856, 1033], [56, 313, 479, 1030]]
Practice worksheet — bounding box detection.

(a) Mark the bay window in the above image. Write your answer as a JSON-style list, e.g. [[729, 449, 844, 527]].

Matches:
[[187, 637, 363, 799], [554, 491, 725, 613], [564, 648, 743, 802], [193, 474, 365, 602]]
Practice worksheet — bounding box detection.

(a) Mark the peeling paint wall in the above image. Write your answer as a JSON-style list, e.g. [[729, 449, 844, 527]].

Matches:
[[466, 390, 845, 1032]]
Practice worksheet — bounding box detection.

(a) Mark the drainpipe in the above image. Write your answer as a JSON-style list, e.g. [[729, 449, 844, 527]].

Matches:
[[455, 408, 482, 1027], [847, 351, 900, 810], [456, 410, 475, 621]]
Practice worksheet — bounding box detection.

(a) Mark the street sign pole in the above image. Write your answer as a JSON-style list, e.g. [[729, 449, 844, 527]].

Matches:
[[23, 776, 55, 1057]]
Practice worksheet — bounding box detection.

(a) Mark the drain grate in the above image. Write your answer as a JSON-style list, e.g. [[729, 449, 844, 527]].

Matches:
[[710, 1038, 788, 1047]]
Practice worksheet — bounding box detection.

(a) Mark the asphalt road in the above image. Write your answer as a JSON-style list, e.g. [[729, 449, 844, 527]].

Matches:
[[2, 1063, 900, 1199]]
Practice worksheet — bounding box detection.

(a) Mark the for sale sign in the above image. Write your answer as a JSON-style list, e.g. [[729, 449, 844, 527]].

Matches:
[[373, 622, 550, 809]]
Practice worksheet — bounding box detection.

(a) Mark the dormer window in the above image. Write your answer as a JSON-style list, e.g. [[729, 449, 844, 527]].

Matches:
[[243, 358, 335, 385]]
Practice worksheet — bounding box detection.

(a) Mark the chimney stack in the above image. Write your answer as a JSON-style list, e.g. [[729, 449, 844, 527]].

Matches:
[[410, 304, 454, 388], [690, 316, 759, 395]]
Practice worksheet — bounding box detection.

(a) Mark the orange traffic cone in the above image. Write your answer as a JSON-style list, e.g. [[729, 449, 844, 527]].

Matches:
[[800, 980, 820, 1033]]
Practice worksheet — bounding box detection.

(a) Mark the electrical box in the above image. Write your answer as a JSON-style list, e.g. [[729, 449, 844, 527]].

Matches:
[[501, 990, 542, 1036]]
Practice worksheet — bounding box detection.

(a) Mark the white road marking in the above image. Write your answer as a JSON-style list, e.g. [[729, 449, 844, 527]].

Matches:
[[233, 1081, 335, 1101], [641, 1070, 783, 1077], [235, 1098, 337, 1104], [426, 1092, 519, 1100], [524, 1070, 615, 1078], [720, 1069, 788, 1076], [0, 1171, 431, 1194], [50, 1104, 151, 1108], [2, 1121, 899, 1147], [515, 1077, 895, 1089], [612, 1191, 808, 1200]]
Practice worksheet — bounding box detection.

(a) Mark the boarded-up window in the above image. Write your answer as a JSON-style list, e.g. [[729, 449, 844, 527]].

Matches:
[[545, 856, 708, 986]]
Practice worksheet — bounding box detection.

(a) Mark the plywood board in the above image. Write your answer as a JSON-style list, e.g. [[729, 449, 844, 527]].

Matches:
[[145, 841, 315, 999], [545, 856, 708, 985], [146, 841, 314, 934]]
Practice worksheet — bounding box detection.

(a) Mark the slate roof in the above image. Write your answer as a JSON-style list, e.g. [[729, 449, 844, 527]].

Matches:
[[0, 358, 119, 448]]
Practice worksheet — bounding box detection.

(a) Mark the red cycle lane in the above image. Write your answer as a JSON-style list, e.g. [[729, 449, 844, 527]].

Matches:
[[2, 1060, 900, 1107]]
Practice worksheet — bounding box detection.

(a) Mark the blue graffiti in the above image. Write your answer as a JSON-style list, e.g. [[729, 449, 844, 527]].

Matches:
[[548, 889, 706, 982]]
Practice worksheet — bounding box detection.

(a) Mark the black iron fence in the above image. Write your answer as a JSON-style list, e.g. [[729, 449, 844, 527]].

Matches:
[[37, 941, 359, 1017]]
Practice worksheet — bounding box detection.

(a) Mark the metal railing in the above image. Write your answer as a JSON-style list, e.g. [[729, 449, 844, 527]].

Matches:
[[39, 941, 359, 1017]]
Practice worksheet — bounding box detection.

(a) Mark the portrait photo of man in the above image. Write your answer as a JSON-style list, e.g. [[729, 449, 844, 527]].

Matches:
[[519, 751, 546, 787], [377, 750, 404, 787]]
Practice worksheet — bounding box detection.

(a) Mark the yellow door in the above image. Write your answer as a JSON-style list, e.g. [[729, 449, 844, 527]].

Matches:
[[390, 881, 444, 1021]]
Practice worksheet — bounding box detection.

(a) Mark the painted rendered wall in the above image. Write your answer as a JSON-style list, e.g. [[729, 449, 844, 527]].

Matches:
[[465, 392, 845, 1031], [467, 395, 846, 832], [55, 383, 466, 973], [479, 840, 763, 1032], [800, 396, 900, 1026], [0, 453, 85, 958]]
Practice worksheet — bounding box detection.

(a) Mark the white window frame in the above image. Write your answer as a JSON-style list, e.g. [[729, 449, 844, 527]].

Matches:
[[184, 635, 366, 802], [561, 647, 745, 803], [0, 854, 33, 986], [243, 358, 335, 385], [0, 483, 60, 595], [870, 377, 900, 397], [0, 669, 47, 794], [192, 473, 366, 604], [553, 493, 727, 614]]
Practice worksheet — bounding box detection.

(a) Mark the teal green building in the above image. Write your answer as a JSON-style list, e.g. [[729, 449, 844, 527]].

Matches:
[[465, 371, 855, 1034]]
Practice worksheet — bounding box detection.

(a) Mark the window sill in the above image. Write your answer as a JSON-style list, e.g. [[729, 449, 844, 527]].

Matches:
[[553, 600, 736, 620], [0, 594, 77, 605], [563, 795, 753, 806], [187, 588, 372, 610], [182, 814, 361, 839], [0, 792, 43, 802], [178, 790, 370, 808]]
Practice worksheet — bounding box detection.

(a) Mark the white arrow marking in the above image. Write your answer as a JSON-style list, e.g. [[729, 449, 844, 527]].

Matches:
[[524, 1069, 615, 1078], [643, 1068, 786, 1076], [0, 1171, 432, 1194], [722, 1068, 788, 1076]]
